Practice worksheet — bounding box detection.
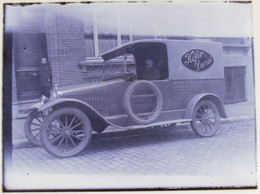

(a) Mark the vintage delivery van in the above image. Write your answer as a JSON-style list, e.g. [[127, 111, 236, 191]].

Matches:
[[24, 39, 227, 157]]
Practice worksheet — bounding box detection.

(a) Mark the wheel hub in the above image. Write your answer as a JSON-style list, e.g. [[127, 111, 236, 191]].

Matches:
[[62, 127, 71, 137], [65, 129, 71, 136]]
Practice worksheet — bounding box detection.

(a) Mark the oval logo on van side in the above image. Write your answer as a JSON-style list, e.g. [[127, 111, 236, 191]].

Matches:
[[181, 49, 214, 72]]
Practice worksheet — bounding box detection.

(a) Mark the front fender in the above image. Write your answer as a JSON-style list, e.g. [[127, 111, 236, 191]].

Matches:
[[37, 98, 114, 133], [24, 101, 43, 114], [185, 93, 227, 119], [38, 98, 103, 117], [24, 95, 48, 114]]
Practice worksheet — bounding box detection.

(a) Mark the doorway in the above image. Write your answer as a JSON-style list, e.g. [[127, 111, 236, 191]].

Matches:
[[224, 66, 246, 103], [13, 32, 50, 101]]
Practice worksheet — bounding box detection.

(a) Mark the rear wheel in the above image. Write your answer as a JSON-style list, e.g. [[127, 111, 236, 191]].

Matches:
[[191, 100, 220, 137], [24, 110, 43, 146], [41, 107, 92, 158]]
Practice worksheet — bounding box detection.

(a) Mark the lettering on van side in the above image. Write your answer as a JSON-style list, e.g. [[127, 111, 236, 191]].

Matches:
[[181, 49, 214, 71], [172, 80, 191, 91]]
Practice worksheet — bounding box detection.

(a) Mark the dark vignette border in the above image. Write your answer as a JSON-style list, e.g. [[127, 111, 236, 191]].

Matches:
[[2, 3, 13, 192], [2, 1, 257, 192]]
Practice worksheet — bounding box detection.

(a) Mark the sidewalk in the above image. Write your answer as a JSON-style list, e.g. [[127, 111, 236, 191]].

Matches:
[[222, 101, 255, 122], [11, 101, 255, 148]]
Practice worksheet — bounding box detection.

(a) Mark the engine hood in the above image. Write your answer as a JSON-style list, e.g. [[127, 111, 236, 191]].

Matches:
[[57, 79, 125, 97]]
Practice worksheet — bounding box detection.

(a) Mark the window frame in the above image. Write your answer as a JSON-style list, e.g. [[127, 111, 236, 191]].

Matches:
[[84, 12, 158, 58]]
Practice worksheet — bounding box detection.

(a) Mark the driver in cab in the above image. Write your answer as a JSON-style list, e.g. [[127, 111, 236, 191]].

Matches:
[[142, 59, 161, 80]]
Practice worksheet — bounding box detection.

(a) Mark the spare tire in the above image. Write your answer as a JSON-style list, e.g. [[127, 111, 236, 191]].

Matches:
[[123, 80, 163, 124]]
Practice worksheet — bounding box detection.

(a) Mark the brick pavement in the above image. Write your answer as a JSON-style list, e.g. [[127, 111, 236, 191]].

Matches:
[[6, 108, 256, 190], [11, 120, 256, 177], [7, 101, 257, 188]]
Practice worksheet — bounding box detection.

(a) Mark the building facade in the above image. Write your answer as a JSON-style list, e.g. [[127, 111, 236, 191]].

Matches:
[[7, 5, 254, 116]]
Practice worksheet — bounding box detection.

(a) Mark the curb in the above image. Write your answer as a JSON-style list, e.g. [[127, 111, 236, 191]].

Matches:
[[12, 115, 255, 150], [13, 139, 40, 149], [220, 115, 254, 124]]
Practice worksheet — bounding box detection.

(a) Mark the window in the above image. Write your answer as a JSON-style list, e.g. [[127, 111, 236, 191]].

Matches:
[[84, 13, 127, 57], [120, 15, 131, 44], [133, 35, 154, 41], [84, 14, 95, 57], [83, 12, 158, 57], [131, 14, 156, 41], [97, 14, 118, 54], [133, 43, 168, 80]]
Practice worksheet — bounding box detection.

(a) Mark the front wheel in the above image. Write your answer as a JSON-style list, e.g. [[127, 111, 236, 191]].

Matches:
[[191, 100, 220, 137], [41, 107, 92, 158]]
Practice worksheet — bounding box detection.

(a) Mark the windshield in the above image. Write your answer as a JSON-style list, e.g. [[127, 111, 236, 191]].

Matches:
[[101, 42, 168, 81], [102, 54, 136, 81]]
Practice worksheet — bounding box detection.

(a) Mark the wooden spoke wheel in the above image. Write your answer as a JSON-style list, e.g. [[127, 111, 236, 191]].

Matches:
[[40, 107, 92, 158], [24, 110, 44, 146], [191, 100, 220, 137]]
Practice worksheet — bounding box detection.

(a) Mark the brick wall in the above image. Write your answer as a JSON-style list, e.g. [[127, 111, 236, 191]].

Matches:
[[46, 10, 86, 87]]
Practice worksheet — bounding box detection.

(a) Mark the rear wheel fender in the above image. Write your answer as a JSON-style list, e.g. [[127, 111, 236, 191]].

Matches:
[[185, 93, 227, 119]]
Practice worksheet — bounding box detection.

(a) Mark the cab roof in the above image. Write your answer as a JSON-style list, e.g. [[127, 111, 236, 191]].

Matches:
[[101, 39, 170, 61], [100, 39, 222, 61]]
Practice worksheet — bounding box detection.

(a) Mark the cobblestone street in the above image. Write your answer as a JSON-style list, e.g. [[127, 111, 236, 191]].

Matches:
[[8, 118, 256, 189]]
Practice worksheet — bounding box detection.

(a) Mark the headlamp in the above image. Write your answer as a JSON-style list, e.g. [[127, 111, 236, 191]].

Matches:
[[40, 95, 49, 105], [50, 84, 61, 100]]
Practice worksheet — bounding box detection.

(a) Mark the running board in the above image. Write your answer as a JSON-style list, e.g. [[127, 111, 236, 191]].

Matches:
[[108, 119, 192, 131]]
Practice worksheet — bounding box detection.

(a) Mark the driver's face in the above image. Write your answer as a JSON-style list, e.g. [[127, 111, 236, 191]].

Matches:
[[145, 59, 154, 70]]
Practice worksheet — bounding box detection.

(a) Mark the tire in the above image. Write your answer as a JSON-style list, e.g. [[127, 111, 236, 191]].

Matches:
[[123, 80, 163, 125], [24, 110, 43, 146], [191, 100, 220, 137], [40, 107, 92, 158]]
